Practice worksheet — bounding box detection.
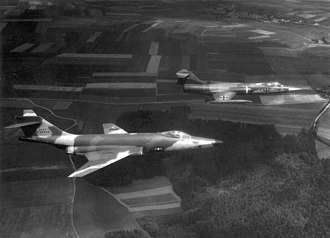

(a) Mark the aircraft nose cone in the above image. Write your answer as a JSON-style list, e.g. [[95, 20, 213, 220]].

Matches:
[[287, 86, 304, 91], [212, 140, 223, 146], [191, 137, 222, 148]]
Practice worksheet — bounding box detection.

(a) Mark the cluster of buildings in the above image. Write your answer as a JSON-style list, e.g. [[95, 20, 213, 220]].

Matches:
[[2, 0, 58, 20]]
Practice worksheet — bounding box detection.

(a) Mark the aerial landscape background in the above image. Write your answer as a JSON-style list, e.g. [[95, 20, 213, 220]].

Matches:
[[1, 0, 330, 237]]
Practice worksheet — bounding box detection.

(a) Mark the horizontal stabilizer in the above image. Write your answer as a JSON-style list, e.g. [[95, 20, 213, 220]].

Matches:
[[4, 116, 42, 129], [4, 121, 41, 129]]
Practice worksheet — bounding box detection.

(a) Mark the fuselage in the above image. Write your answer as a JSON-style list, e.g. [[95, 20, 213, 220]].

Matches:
[[20, 131, 220, 154], [183, 82, 291, 95]]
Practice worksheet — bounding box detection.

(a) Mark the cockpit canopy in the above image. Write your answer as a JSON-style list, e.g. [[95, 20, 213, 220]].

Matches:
[[265, 82, 283, 87], [256, 82, 283, 87], [161, 130, 191, 139]]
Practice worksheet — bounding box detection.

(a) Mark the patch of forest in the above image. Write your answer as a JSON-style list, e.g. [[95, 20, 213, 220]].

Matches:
[[82, 109, 329, 238]]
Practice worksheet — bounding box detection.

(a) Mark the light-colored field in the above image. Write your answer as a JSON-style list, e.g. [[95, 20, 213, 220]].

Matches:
[[109, 177, 181, 217], [146, 55, 162, 73], [122, 193, 179, 207], [260, 94, 326, 105], [315, 103, 330, 146], [315, 140, 330, 159], [85, 82, 156, 89], [57, 53, 132, 59], [10, 43, 34, 53], [14, 85, 84, 92], [109, 176, 171, 194], [54, 53, 133, 66]]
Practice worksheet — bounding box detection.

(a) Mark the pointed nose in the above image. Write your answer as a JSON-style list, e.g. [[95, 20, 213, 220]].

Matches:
[[213, 140, 223, 146], [192, 136, 223, 148], [287, 86, 304, 92]]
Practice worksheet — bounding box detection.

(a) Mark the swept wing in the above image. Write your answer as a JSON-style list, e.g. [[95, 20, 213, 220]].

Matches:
[[212, 91, 237, 101], [210, 91, 252, 103], [69, 146, 143, 177]]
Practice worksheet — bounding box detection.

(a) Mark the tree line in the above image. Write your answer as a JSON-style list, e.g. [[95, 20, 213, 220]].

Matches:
[[82, 109, 330, 238]]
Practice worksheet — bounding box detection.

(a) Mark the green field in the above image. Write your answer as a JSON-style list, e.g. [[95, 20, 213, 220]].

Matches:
[[0, 178, 73, 208], [73, 179, 141, 238], [1, 204, 76, 238], [0, 179, 76, 238]]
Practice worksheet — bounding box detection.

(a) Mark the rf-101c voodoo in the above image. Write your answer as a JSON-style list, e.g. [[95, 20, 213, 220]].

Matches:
[[5, 110, 222, 177]]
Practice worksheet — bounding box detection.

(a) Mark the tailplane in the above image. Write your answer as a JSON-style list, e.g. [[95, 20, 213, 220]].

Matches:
[[176, 69, 205, 85], [5, 109, 68, 138]]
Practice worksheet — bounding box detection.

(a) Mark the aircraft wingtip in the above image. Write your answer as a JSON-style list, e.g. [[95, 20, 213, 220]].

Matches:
[[68, 173, 77, 178]]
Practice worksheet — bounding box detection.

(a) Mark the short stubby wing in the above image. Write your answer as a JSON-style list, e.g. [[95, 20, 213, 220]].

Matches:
[[213, 91, 236, 101], [103, 123, 127, 134], [68, 146, 143, 177]]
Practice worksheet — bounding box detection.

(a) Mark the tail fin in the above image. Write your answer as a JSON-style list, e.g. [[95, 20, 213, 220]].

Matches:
[[4, 109, 67, 138], [176, 69, 205, 85]]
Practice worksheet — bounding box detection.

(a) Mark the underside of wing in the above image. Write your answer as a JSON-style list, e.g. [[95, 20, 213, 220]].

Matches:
[[212, 91, 236, 101], [103, 123, 127, 134], [69, 146, 143, 177]]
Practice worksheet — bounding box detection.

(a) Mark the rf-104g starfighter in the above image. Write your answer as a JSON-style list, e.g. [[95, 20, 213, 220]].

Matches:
[[5, 110, 222, 177], [176, 69, 304, 103]]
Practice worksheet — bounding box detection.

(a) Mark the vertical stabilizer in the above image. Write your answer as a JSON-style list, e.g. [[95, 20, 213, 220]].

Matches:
[[176, 69, 205, 85], [5, 110, 68, 138]]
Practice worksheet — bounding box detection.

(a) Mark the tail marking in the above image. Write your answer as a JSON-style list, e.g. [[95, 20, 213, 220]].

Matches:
[[4, 109, 67, 138]]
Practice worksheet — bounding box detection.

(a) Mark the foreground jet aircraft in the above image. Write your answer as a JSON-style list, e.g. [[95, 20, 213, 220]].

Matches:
[[5, 110, 221, 177], [176, 69, 303, 103]]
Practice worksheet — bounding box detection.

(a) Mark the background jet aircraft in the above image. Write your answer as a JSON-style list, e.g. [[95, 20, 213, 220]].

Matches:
[[5, 110, 221, 177], [176, 69, 304, 103]]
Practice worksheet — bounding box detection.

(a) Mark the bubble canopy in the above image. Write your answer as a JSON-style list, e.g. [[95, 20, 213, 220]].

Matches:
[[160, 130, 191, 139], [259, 82, 284, 87]]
